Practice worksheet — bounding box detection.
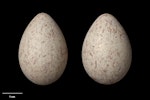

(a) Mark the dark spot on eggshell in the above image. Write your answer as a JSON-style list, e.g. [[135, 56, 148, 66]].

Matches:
[[95, 61, 97, 69], [89, 52, 93, 57], [103, 69, 107, 73]]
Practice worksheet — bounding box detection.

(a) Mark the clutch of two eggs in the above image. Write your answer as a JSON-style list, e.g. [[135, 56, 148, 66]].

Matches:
[[18, 12, 132, 85]]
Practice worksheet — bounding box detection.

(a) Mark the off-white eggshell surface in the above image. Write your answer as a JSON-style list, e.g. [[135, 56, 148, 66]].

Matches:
[[82, 13, 132, 85], [18, 13, 68, 85]]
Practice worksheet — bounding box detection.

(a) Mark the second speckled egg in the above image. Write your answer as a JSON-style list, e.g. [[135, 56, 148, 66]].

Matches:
[[82, 13, 132, 85]]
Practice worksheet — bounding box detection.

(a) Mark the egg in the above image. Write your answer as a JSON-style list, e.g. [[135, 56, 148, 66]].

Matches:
[[82, 13, 132, 85], [18, 12, 68, 85]]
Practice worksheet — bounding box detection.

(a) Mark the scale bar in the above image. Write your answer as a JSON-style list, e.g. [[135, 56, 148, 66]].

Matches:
[[2, 92, 23, 94]]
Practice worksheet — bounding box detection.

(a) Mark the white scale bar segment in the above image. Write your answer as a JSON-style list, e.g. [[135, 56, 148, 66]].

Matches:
[[2, 92, 23, 94]]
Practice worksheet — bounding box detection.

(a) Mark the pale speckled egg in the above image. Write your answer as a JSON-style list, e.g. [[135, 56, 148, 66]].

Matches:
[[18, 12, 68, 85], [82, 13, 132, 85]]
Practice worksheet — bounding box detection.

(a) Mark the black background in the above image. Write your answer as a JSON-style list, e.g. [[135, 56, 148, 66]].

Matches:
[[1, 0, 149, 99]]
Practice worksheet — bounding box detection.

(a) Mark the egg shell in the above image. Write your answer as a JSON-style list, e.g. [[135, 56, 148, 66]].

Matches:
[[18, 12, 68, 85], [82, 13, 132, 85]]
